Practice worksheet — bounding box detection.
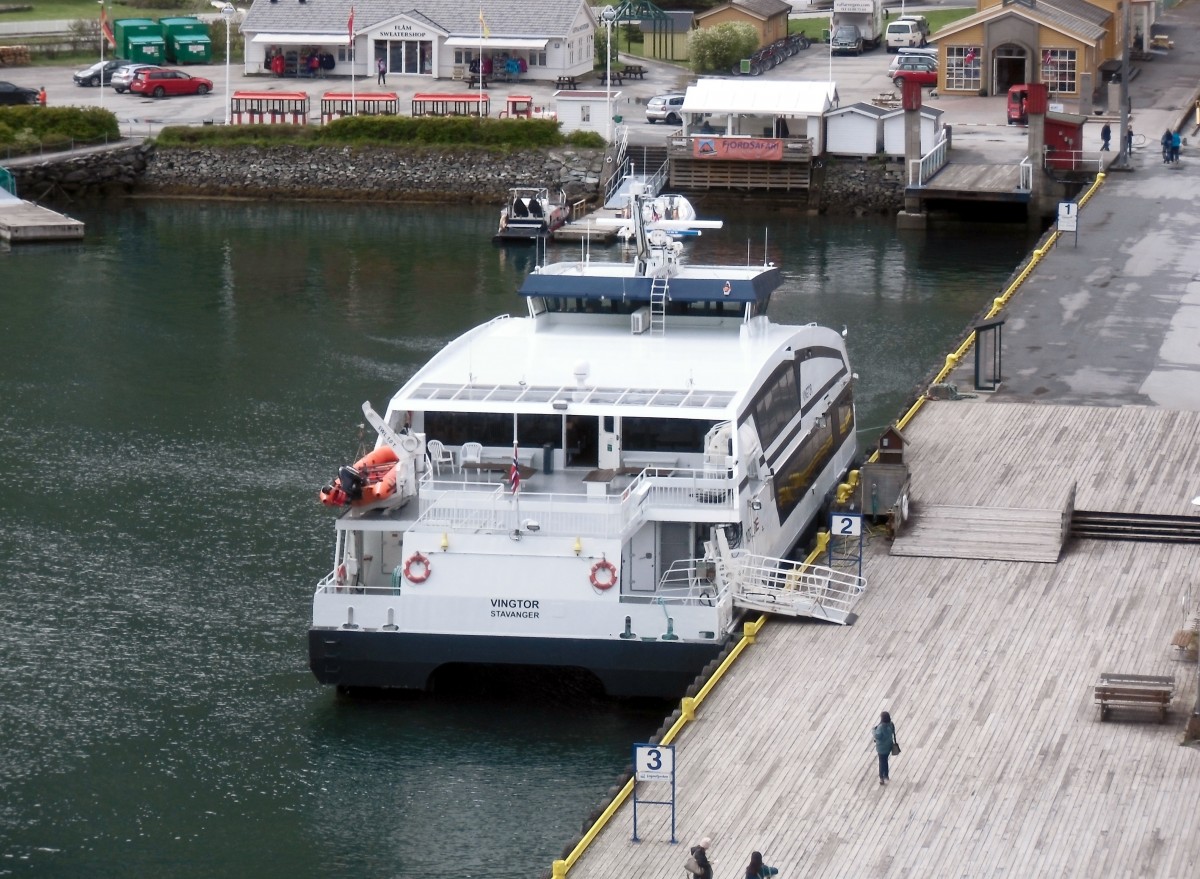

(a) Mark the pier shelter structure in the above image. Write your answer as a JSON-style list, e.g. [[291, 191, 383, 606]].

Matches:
[[669, 79, 834, 192], [930, 0, 1158, 100]]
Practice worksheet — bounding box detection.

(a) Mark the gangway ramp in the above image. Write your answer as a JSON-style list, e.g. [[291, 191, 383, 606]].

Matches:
[[716, 532, 865, 625]]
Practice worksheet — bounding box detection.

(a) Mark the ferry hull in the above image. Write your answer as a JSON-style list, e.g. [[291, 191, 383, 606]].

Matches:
[[308, 628, 726, 700]]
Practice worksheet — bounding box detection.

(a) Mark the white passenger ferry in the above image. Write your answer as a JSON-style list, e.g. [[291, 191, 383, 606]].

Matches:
[[311, 207, 864, 698]]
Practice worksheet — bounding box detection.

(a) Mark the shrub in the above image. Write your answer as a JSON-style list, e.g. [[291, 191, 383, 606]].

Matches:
[[689, 22, 758, 73], [0, 106, 119, 144]]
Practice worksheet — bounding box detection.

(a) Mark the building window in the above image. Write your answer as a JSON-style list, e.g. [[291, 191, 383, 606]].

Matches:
[[528, 51, 546, 67], [1042, 48, 1077, 94], [945, 45, 981, 91], [454, 48, 473, 65]]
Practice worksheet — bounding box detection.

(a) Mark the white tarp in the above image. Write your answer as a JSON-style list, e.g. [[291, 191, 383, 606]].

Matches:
[[251, 33, 349, 45], [442, 37, 548, 50], [680, 79, 838, 117]]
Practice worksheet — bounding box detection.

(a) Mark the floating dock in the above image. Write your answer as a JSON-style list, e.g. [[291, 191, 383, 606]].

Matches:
[[0, 189, 84, 242]]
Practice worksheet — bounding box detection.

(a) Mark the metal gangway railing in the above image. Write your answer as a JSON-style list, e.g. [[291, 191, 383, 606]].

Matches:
[[714, 531, 866, 625], [1018, 155, 1033, 191], [908, 130, 950, 187]]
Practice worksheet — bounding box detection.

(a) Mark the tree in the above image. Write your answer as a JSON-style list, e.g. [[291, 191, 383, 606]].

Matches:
[[688, 22, 758, 74]]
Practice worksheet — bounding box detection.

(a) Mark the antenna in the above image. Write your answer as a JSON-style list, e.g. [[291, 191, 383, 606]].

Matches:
[[763, 228, 769, 267]]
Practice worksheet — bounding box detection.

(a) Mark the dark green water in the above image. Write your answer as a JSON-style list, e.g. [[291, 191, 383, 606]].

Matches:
[[0, 200, 1038, 877]]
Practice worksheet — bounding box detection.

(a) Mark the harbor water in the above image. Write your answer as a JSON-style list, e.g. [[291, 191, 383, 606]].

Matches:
[[0, 200, 1039, 877]]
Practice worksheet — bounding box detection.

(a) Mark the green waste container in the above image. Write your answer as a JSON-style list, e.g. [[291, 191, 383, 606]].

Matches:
[[822, 29, 831, 43], [612, 114, 622, 123], [126, 35, 166, 64]]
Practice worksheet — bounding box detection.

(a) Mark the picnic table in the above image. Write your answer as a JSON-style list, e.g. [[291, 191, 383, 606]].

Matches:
[[621, 64, 646, 79], [555, 75, 578, 90], [598, 71, 624, 85]]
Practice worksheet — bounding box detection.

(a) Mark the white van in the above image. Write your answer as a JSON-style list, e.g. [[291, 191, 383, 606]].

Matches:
[[885, 16, 930, 51]]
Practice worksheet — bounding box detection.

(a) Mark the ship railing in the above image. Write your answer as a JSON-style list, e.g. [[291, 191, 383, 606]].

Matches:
[[726, 549, 866, 625], [410, 466, 738, 536]]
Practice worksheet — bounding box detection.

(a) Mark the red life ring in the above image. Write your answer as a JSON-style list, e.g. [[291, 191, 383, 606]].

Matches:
[[590, 559, 617, 590], [335, 564, 347, 588], [404, 552, 431, 583]]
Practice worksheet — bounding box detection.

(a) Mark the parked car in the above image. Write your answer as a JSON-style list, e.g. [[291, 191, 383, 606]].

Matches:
[[831, 25, 864, 56], [645, 93, 685, 125], [888, 55, 938, 88], [130, 68, 213, 98], [110, 64, 157, 94], [888, 47, 938, 71], [73, 59, 126, 87], [885, 16, 930, 52], [0, 80, 38, 105]]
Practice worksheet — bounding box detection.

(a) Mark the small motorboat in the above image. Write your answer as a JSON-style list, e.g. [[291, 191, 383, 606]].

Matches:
[[492, 186, 569, 243], [616, 193, 707, 241], [320, 446, 401, 508]]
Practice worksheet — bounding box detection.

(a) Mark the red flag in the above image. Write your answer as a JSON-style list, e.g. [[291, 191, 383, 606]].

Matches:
[[1043, 49, 1053, 66], [348, 6, 355, 46], [509, 440, 520, 495], [964, 48, 977, 65], [100, 5, 115, 50]]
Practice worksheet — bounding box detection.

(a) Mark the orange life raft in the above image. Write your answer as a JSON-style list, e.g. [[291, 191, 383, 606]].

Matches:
[[319, 446, 401, 507]]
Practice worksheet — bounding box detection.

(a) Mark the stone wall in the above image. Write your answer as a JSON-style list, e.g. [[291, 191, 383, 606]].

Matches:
[[10, 140, 906, 212]]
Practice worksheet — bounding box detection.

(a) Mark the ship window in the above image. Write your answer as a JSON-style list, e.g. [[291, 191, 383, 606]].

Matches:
[[623, 417, 714, 452], [423, 412, 561, 449], [750, 361, 800, 450], [834, 386, 854, 441], [772, 417, 836, 520]]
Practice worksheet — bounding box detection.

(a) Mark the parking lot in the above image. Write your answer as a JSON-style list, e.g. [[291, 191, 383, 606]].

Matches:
[[3, 47, 1040, 157]]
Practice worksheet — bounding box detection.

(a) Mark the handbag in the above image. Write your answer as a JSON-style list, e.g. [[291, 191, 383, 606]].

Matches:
[[891, 739, 901, 756], [684, 855, 703, 876]]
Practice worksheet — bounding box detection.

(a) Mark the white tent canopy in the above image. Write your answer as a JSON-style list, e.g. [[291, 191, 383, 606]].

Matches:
[[680, 79, 838, 116]]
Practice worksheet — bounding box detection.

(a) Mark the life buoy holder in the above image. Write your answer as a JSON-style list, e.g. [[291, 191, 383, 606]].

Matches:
[[404, 552, 431, 583], [590, 559, 617, 590]]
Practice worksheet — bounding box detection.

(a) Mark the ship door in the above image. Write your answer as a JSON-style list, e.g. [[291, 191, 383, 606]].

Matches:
[[598, 415, 620, 470], [565, 415, 597, 467]]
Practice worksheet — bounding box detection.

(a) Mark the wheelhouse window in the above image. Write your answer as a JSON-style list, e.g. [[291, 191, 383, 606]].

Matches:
[[945, 45, 981, 92], [750, 361, 800, 451], [1042, 48, 1077, 94], [623, 417, 714, 453]]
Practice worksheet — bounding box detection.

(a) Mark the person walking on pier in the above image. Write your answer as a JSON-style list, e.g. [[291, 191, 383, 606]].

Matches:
[[744, 850, 779, 879], [1126, 125, 1134, 156], [1171, 130, 1181, 163], [377, 56, 387, 86], [685, 837, 713, 879], [1100, 122, 1111, 151], [873, 711, 898, 785], [1161, 129, 1173, 163]]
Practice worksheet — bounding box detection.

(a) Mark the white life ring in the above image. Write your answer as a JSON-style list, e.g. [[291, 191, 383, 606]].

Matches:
[[400, 433, 420, 452], [900, 493, 910, 522]]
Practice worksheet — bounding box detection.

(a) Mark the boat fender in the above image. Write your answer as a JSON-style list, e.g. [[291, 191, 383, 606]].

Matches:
[[404, 552, 432, 583], [900, 492, 910, 522], [590, 559, 617, 590]]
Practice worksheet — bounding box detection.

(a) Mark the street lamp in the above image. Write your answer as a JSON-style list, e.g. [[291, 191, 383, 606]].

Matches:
[[601, 5, 617, 143], [98, 1, 105, 113], [221, 3, 236, 125]]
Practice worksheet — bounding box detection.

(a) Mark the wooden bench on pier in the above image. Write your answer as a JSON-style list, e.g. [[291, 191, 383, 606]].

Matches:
[[598, 71, 624, 85], [555, 75, 578, 90], [1093, 672, 1174, 722], [466, 74, 489, 89], [621, 64, 646, 79]]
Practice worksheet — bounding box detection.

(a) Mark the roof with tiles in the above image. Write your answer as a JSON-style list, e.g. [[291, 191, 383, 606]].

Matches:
[[242, 0, 592, 38]]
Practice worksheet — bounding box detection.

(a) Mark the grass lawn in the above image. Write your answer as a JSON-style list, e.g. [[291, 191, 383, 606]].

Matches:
[[0, 2, 211, 23]]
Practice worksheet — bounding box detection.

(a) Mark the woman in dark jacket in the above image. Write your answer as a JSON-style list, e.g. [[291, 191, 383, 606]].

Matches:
[[690, 837, 713, 879], [873, 711, 897, 785], [745, 850, 778, 879]]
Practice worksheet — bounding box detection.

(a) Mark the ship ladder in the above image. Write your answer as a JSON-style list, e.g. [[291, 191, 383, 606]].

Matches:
[[649, 276, 668, 335]]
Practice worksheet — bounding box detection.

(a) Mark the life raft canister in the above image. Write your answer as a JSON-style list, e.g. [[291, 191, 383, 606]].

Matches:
[[404, 552, 431, 583], [589, 559, 617, 590]]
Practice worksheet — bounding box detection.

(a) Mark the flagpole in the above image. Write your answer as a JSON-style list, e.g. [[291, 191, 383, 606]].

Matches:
[[348, 6, 355, 116], [98, 1, 104, 113], [478, 7, 484, 118]]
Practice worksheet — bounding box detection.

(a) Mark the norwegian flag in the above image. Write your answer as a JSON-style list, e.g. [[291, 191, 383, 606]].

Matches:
[[509, 440, 521, 495], [1043, 49, 1054, 66], [348, 6, 355, 46], [964, 48, 977, 65], [100, 4, 115, 50]]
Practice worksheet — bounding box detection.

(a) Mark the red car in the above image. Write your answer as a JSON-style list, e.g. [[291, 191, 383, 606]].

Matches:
[[129, 68, 213, 98], [888, 56, 938, 89]]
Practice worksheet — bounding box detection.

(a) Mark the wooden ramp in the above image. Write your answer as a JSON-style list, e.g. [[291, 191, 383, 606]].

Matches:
[[891, 500, 1070, 562], [913, 161, 1028, 203]]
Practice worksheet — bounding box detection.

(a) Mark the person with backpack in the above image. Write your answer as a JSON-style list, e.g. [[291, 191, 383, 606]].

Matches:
[[745, 850, 779, 879], [1170, 130, 1181, 163], [873, 711, 898, 785], [1161, 129, 1172, 163]]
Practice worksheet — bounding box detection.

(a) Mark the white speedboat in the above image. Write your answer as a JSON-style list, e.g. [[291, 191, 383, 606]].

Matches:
[[311, 200, 863, 698], [492, 186, 568, 243]]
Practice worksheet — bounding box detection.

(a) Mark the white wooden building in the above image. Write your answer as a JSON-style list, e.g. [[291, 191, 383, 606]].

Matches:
[[554, 90, 622, 137], [679, 79, 839, 156], [881, 106, 945, 156], [824, 102, 887, 157]]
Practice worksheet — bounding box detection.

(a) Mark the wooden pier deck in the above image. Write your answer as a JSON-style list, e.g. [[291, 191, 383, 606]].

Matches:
[[564, 402, 1200, 878], [913, 161, 1029, 203], [0, 190, 84, 242]]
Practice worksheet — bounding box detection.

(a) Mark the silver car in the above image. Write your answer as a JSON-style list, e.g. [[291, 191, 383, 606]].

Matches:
[[110, 64, 158, 94], [645, 94, 685, 125]]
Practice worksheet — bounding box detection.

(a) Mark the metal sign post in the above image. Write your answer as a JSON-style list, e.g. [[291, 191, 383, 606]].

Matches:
[[631, 743, 676, 844], [828, 512, 863, 581], [1058, 202, 1078, 247]]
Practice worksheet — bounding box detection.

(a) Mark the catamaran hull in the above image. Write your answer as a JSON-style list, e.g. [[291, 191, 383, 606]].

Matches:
[[308, 628, 727, 699]]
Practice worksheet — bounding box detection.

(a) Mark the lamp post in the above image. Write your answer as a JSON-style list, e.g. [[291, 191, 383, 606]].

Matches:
[[221, 3, 235, 125], [98, 1, 105, 113], [601, 5, 617, 143]]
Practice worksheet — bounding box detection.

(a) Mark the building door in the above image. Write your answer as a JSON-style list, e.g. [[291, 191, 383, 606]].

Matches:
[[993, 44, 1027, 94]]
